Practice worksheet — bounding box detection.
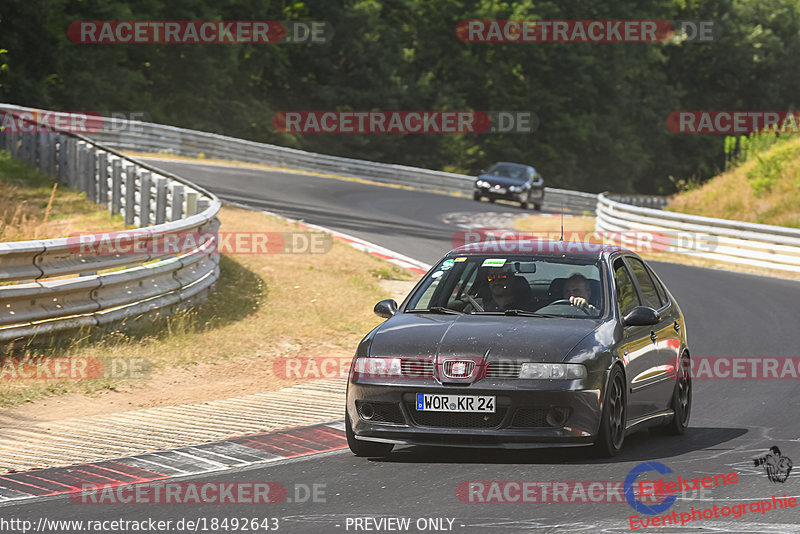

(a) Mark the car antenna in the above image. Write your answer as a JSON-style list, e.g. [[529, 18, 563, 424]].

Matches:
[[560, 199, 564, 241]]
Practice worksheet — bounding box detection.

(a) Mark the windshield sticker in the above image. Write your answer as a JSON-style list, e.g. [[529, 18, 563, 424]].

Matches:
[[454, 256, 467, 262], [481, 258, 506, 267], [441, 259, 455, 270], [431, 270, 444, 278]]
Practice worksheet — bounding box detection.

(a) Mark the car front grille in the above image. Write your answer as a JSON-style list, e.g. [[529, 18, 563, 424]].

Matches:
[[510, 408, 552, 428], [485, 361, 522, 378], [401, 358, 434, 378], [356, 401, 405, 424], [406, 404, 507, 428]]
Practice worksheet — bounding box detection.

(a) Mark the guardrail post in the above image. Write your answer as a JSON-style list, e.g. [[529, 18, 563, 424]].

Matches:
[[186, 191, 198, 216], [140, 170, 152, 226], [111, 159, 122, 215], [86, 147, 98, 202], [155, 177, 167, 224], [47, 133, 57, 178], [19, 133, 29, 164], [170, 184, 184, 221], [14, 131, 22, 158], [77, 144, 88, 195], [37, 133, 48, 174], [76, 143, 86, 191], [97, 152, 108, 204], [68, 138, 78, 188], [124, 165, 136, 226]]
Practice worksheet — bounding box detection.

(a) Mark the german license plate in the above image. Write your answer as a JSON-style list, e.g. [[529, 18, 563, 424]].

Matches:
[[416, 394, 495, 413]]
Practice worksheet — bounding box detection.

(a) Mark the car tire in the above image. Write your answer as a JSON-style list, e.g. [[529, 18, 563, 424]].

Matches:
[[533, 203, 542, 211], [487, 197, 495, 203], [662, 353, 692, 435], [346, 410, 394, 457], [520, 200, 529, 209], [473, 191, 482, 201], [593, 365, 626, 457]]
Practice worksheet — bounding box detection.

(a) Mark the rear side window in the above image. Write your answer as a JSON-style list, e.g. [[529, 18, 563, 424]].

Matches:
[[613, 259, 640, 317], [627, 258, 662, 309], [647, 265, 668, 306]]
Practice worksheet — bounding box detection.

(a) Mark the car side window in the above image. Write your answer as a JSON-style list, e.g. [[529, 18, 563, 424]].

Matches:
[[627, 258, 662, 309], [613, 259, 640, 317]]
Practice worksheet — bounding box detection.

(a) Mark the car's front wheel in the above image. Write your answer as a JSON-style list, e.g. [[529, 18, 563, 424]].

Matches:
[[473, 191, 482, 201], [346, 411, 394, 457], [594, 365, 626, 457]]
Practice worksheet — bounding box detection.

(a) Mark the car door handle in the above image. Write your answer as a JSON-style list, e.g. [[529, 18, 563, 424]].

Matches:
[[650, 331, 658, 344], [674, 321, 680, 333]]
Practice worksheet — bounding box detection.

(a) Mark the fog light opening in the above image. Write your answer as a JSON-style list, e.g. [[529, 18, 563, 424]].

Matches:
[[359, 402, 375, 420], [546, 407, 570, 427]]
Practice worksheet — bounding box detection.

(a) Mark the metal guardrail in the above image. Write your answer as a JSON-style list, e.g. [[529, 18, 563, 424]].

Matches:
[[596, 193, 800, 273], [85, 117, 603, 213], [0, 105, 221, 343]]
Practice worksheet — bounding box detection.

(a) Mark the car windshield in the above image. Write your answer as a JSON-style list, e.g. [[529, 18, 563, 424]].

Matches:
[[406, 255, 605, 318], [487, 164, 527, 181]]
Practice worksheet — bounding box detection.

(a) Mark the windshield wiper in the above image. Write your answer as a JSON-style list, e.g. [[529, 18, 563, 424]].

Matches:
[[503, 309, 560, 318], [425, 306, 464, 315], [468, 309, 559, 317]]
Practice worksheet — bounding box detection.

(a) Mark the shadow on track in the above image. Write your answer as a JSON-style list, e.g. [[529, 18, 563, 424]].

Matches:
[[370, 426, 747, 465]]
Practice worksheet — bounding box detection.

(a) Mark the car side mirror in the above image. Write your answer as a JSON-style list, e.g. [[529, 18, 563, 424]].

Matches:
[[374, 299, 398, 319], [623, 306, 660, 327]]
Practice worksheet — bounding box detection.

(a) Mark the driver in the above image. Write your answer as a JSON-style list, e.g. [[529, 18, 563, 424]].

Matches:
[[563, 274, 598, 312]]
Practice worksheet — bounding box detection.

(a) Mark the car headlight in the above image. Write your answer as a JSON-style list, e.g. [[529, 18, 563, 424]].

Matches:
[[509, 186, 521, 192], [519, 363, 587, 379], [351, 357, 403, 379], [476, 180, 489, 188]]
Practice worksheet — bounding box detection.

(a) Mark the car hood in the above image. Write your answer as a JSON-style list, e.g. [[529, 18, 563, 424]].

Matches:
[[477, 174, 527, 187], [369, 313, 601, 363]]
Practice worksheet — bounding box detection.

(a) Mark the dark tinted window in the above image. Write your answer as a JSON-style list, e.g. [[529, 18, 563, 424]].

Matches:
[[627, 257, 662, 309], [613, 259, 640, 316]]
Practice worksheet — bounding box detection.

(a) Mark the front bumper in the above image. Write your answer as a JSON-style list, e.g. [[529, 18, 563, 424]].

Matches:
[[347, 378, 603, 448], [475, 187, 544, 203]]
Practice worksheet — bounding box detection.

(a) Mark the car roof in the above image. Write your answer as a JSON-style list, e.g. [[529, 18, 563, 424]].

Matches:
[[449, 238, 633, 259]]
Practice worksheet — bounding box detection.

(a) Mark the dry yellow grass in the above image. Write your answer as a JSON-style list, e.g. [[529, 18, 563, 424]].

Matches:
[[513, 214, 597, 234], [668, 137, 800, 227], [0, 151, 126, 242]]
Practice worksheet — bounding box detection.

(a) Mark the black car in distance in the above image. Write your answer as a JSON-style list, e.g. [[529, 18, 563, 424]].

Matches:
[[345, 240, 691, 458], [473, 162, 545, 209]]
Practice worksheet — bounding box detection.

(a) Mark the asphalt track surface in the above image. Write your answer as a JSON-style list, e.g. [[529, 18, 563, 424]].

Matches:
[[5, 160, 800, 533]]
